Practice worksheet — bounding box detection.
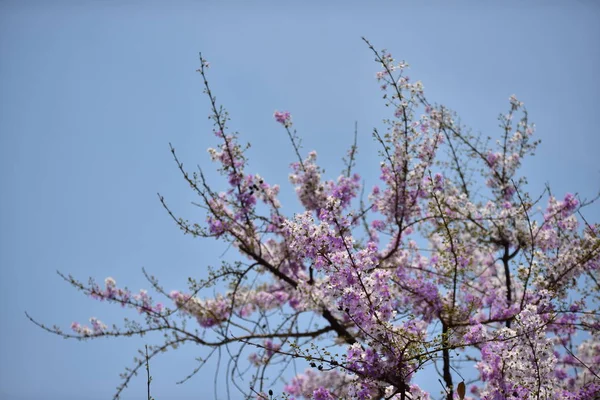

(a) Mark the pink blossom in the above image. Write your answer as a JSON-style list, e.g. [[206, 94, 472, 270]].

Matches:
[[274, 110, 292, 127]]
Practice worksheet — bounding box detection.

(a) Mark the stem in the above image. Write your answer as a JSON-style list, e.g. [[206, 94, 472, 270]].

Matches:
[[442, 324, 453, 400], [145, 345, 153, 400]]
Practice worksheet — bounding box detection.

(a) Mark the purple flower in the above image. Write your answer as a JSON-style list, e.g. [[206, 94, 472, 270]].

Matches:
[[274, 110, 292, 127], [312, 387, 334, 400]]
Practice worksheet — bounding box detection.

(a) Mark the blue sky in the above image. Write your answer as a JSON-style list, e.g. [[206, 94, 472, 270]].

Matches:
[[1, 1, 599, 399]]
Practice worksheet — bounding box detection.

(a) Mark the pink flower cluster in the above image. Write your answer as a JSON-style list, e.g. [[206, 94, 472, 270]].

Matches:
[[71, 318, 107, 336], [274, 110, 292, 127], [70, 277, 165, 336]]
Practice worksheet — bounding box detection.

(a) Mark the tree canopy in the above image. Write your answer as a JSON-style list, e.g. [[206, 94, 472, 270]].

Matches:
[[29, 38, 600, 400]]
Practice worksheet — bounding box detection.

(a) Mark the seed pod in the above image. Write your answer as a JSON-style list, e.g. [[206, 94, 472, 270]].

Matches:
[[457, 381, 466, 399]]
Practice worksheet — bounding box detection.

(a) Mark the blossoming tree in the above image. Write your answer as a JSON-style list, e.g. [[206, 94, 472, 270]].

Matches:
[[28, 39, 600, 400]]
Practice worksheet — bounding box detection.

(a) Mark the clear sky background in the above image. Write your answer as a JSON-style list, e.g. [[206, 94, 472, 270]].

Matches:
[[1, 1, 599, 400]]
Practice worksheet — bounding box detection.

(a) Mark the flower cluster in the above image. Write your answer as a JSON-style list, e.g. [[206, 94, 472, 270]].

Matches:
[[284, 369, 355, 399], [475, 304, 563, 399], [274, 110, 292, 127], [71, 318, 107, 336], [88, 277, 164, 315]]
